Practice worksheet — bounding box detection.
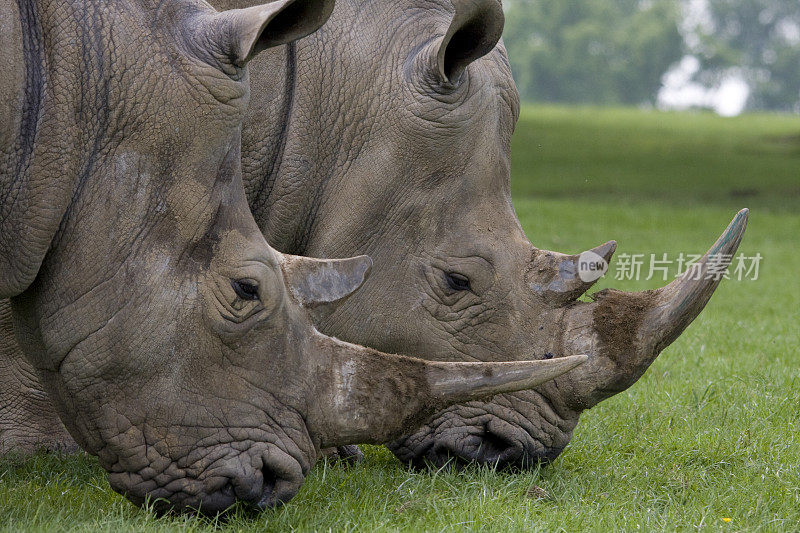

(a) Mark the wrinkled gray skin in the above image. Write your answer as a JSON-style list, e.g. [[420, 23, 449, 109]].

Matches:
[[1, 0, 749, 475], [0, 0, 588, 512], [223, 0, 749, 468]]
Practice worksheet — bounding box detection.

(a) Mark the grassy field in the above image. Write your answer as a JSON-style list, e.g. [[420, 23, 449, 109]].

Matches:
[[2, 106, 798, 532]]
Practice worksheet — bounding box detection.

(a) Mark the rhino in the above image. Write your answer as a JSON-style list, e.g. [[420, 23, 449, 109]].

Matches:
[[220, 0, 748, 467], [1, 0, 750, 475], [0, 0, 588, 512]]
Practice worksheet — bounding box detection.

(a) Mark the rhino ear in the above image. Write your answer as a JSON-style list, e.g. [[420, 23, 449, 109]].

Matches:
[[435, 0, 505, 84], [280, 254, 373, 309], [202, 0, 335, 67]]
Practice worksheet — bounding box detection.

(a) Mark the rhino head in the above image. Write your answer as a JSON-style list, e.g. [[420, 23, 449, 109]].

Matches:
[[232, 0, 749, 468], [0, 0, 587, 512]]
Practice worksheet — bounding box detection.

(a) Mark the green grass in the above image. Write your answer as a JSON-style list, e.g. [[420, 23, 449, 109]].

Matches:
[[2, 105, 799, 531], [510, 106, 800, 213]]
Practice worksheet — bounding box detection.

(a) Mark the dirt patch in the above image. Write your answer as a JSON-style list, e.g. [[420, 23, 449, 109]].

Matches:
[[590, 289, 658, 391]]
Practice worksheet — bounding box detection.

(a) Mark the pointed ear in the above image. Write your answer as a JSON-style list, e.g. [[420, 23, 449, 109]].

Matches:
[[280, 254, 372, 309], [436, 0, 505, 83], [202, 0, 335, 67]]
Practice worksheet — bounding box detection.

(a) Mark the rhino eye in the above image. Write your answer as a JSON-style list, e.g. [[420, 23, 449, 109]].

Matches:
[[231, 280, 260, 301], [445, 272, 471, 292]]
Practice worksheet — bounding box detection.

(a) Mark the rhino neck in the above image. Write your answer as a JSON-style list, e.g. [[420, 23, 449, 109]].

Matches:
[[2, 0, 141, 299], [241, 0, 385, 256], [0, 0, 49, 297], [0, 0, 40, 184], [241, 43, 295, 232], [241, 41, 323, 256], [213, 0, 297, 217], [7, 0, 212, 367]]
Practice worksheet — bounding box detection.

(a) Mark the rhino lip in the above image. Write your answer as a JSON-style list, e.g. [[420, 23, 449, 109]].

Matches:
[[254, 467, 298, 510], [388, 399, 572, 470], [191, 485, 237, 516], [190, 465, 301, 515], [188, 466, 298, 516], [393, 426, 564, 470]]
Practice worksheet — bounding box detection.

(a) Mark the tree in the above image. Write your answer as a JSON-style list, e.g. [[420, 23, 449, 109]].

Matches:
[[502, 0, 684, 106], [687, 0, 800, 112]]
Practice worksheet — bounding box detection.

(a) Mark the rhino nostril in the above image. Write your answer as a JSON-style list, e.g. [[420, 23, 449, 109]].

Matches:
[[477, 430, 518, 463], [255, 467, 279, 511], [195, 482, 238, 516], [255, 466, 302, 511], [428, 425, 561, 470], [427, 429, 518, 468]]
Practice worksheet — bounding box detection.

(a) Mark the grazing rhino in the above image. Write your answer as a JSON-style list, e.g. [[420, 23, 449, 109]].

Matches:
[[220, 0, 748, 468], [0, 0, 587, 512], [1, 0, 750, 474]]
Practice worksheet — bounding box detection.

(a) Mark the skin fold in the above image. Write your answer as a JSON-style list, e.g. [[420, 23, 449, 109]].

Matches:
[[0, 0, 587, 513]]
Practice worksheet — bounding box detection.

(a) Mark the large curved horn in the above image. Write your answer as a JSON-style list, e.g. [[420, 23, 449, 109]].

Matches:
[[305, 331, 587, 447], [641, 208, 749, 352], [528, 241, 617, 306], [561, 209, 749, 407]]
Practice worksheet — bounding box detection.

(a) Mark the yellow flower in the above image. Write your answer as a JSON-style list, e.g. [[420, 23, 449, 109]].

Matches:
[[722, 518, 732, 523]]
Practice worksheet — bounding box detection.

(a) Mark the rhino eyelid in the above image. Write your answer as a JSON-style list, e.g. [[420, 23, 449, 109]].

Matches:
[[445, 272, 471, 292], [231, 279, 260, 301]]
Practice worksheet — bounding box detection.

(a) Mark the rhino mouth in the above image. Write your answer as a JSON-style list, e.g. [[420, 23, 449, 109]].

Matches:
[[387, 390, 578, 470], [194, 459, 301, 514], [105, 439, 308, 515]]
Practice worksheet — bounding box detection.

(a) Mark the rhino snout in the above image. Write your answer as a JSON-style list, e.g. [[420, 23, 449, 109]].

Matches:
[[106, 440, 306, 515], [387, 390, 579, 470]]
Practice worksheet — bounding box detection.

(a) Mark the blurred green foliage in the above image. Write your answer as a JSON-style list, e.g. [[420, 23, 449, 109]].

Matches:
[[690, 0, 800, 113], [503, 0, 684, 106], [503, 0, 800, 113]]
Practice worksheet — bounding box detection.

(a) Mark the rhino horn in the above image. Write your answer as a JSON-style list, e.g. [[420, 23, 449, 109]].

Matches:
[[640, 209, 749, 351], [307, 331, 587, 447], [528, 241, 617, 306], [562, 209, 749, 407]]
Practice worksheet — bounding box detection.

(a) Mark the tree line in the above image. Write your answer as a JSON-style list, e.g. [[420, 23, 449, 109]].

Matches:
[[502, 0, 800, 113]]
